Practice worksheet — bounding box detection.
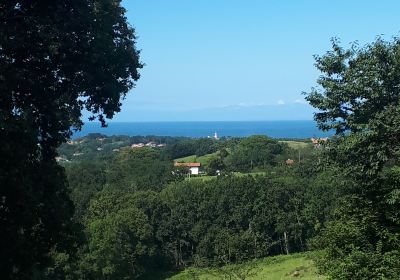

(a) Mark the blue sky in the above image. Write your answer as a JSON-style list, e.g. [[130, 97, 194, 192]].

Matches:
[[113, 0, 400, 121]]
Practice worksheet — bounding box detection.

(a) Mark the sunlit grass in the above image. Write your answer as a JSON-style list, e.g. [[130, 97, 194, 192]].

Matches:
[[174, 152, 219, 166], [279, 140, 310, 150], [167, 253, 326, 280]]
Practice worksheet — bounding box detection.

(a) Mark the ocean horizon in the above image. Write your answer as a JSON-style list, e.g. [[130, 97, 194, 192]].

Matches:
[[72, 120, 333, 139]]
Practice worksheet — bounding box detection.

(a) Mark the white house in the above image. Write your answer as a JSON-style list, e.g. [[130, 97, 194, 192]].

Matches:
[[131, 143, 145, 148], [174, 162, 201, 175]]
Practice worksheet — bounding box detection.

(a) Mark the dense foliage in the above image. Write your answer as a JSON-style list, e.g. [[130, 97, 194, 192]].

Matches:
[[225, 135, 288, 172], [0, 1, 141, 278], [306, 37, 400, 279], [56, 135, 331, 279]]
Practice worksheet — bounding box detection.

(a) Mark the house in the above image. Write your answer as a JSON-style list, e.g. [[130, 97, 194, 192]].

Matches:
[[145, 142, 157, 148], [285, 159, 295, 165], [55, 156, 69, 162], [131, 143, 145, 148], [174, 162, 201, 175], [310, 137, 328, 148]]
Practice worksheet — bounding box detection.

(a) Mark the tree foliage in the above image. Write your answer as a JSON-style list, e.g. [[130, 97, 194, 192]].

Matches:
[[306, 37, 400, 279], [226, 136, 287, 172], [0, 1, 142, 278]]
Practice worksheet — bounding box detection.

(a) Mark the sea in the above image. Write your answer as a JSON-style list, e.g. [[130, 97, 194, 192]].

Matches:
[[72, 121, 333, 139]]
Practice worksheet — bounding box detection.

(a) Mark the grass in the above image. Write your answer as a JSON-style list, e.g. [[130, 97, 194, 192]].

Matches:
[[174, 151, 220, 166], [279, 140, 310, 150], [185, 172, 267, 181], [166, 253, 325, 280], [233, 171, 267, 177]]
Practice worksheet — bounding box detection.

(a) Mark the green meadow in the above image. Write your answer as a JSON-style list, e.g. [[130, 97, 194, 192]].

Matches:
[[166, 253, 325, 280]]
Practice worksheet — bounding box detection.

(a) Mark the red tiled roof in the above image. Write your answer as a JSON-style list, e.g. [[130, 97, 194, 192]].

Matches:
[[174, 162, 201, 167], [285, 159, 295, 165]]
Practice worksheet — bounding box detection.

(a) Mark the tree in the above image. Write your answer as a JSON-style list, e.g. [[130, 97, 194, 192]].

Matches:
[[65, 160, 107, 222], [104, 148, 174, 192], [0, 1, 142, 278], [82, 195, 156, 279], [305, 37, 400, 279], [226, 136, 286, 172], [207, 157, 225, 176]]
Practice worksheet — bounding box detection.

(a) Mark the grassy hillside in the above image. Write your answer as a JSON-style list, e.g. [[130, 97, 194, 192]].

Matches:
[[174, 151, 220, 166], [166, 253, 325, 280], [185, 172, 268, 182], [279, 140, 310, 149]]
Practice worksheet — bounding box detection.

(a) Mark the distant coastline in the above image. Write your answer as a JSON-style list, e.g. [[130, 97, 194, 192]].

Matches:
[[72, 120, 333, 139]]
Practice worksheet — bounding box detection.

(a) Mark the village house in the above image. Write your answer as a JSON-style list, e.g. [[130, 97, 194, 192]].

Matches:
[[131, 142, 166, 149], [285, 159, 295, 165], [310, 137, 328, 148], [55, 156, 69, 162], [145, 142, 157, 148], [174, 162, 201, 175], [131, 143, 145, 148]]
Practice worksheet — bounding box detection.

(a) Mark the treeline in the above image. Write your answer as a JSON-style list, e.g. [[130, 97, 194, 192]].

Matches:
[[78, 175, 328, 278], [64, 135, 300, 223], [58, 134, 239, 161]]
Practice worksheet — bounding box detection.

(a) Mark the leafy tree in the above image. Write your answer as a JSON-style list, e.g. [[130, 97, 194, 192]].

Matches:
[[65, 160, 107, 222], [305, 37, 400, 279], [84, 204, 155, 279], [163, 138, 221, 159], [0, 0, 142, 278], [207, 157, 226, 175], [104, 148, 174, 192], [226, 136, 286, 172], [156, 175, 310, 269]]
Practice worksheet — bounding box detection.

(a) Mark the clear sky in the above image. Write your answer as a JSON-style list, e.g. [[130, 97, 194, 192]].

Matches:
[[113, 0, 400, 121]]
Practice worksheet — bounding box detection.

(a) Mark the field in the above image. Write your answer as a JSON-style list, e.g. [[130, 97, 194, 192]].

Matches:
[[174, 151, 220, 166], [184, 172, 267, 181], [166, 253, 325, 280], [279, 140, 310, 149]]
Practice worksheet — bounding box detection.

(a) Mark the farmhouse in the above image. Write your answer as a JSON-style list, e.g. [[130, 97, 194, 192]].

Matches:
[[131, 143, 145, 148], [310, 137, 328, 148], [174, 162, 201, 175], [285, 159, 295, 165]]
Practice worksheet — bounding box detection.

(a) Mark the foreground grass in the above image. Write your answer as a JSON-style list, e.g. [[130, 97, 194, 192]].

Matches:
[[167, 253, 325, 280]]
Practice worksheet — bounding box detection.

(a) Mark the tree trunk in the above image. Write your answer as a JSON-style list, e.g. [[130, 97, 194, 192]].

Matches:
[[283, 231, 290, 255]]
